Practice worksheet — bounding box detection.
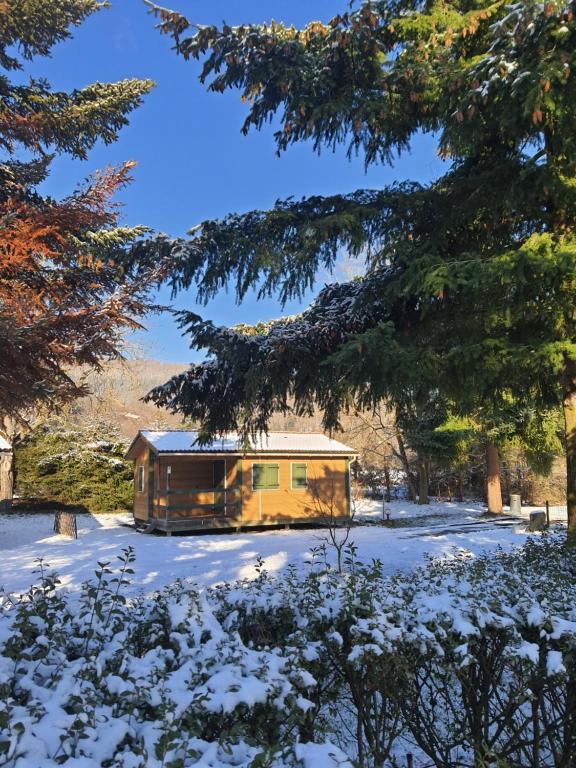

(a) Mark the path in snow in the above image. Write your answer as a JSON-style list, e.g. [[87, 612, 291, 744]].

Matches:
[[0, 500, 561, 596]]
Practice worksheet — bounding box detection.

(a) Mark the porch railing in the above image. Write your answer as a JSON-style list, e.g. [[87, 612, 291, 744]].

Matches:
[[152, 485, 241, 520]]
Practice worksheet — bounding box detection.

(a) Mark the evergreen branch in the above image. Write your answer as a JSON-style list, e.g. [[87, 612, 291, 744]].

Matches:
[[0, 0, 107, 71], [0, 78, 155, 159], [136, 155, 550, 305], [131, 184, 423, 303]]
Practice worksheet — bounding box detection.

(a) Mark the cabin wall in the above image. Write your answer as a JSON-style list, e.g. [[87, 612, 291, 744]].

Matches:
[[133, 444, 151, 522], [130, 443, 351, 528], [239, 455, 349, 524], [153, 456, 239, 520]]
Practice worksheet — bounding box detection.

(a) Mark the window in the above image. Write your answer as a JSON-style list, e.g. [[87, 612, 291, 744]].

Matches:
[[137, 465, 145, 493], [252, 463, 279, 490], [166, 465, 172, 491], [291, 463, 307, 490]]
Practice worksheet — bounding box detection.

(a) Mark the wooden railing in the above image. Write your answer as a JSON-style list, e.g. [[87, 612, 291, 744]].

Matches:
[[152, 485, 241, 520]]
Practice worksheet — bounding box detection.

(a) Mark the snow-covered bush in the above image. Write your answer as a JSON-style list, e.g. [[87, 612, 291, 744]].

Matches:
[[392, 539, 576, 767], [0, 550, 350, 768], [1, 536, 575, 767], [209, 538, 576, 767], [14, 421, 132, 513]]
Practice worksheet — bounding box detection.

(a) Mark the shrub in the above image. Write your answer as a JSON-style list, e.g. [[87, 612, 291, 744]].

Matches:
[[0, 550, 350, 768], [14, 421, 133, 513], [1, 536, 575, 767]]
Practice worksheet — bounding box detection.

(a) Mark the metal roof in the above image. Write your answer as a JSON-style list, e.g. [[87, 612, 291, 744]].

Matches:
[[0, 436, 11, 451], [137, 430, 355, 455]]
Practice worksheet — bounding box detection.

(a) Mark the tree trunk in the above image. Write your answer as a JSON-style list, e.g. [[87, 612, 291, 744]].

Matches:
[[457, 471, 464, 502], [396, 434, 417, 501], [562, 358, 576, 535], [486, 442, 503, 514], [0, 449, 13, 512], [417, 453, 429, 505], [383, 465, 392, 502], [406, 475, 417, 503]]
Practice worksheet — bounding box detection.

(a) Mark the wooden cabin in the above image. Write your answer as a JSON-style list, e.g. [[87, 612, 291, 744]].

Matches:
[[125, 430, 356, 533]]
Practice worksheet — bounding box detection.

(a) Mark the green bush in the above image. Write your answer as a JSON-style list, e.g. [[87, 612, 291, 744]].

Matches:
[[0, 550, 346, 768], [2, 536, 575, 767], [14, 421, 133, 513]]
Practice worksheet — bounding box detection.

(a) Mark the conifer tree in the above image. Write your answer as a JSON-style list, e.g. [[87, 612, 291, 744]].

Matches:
[[142, 0, 576, 531], [0, 0, 156, 422], [14, 418, 133, 514], [0, 1, 157, 506]]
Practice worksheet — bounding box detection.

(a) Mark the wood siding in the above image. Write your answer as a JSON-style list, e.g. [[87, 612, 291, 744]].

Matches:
[[129, 437, 351, 529], [152, 456, 240, 521], [154, 454, 210, 519], [239, 455, 349, 523]]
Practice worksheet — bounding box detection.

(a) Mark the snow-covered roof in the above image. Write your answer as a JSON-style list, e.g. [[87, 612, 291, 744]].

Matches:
[[0, 435, 11, 451], [135, 430, 355, 455]]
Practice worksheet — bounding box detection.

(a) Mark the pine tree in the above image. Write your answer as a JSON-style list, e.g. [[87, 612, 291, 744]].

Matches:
[[0, 0, 156, 422], [14, 418, 133, 514], [0, 1, 157, 507], [142, 0, 576, 531]]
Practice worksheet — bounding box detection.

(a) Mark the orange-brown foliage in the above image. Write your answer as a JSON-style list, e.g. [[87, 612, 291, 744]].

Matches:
[[0, 163, 159, 420]]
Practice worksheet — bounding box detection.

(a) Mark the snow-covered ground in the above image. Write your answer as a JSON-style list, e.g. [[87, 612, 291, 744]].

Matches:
[[356, 497, 567, 523], [0, 499, 562, 596]]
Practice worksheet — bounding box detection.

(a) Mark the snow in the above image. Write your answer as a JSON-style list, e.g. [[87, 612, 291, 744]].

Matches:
[[0, 500, 555, 597], [517, 641, 540, 664], [293, 743, 354, 768], [1, 496, 574, 768], [139, 429, 355, 454], [546, 650, 566, 676]]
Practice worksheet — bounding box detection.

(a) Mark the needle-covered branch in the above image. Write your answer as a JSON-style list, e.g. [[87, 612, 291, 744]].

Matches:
[[132, 154, 553, 305], [0, 0, 105, 71], [146, 0, 576, 530], [0, 1, 158, 422], [145, 268, 431, 439], [0, 164, 165, 418]]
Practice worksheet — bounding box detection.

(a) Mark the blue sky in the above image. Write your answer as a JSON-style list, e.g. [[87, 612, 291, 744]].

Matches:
[[36, 0, 445, 363]]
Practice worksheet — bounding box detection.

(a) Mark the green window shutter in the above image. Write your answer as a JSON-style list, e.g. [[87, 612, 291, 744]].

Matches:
[[292, 463, 307, 489], [253, 463, 279, 489], [265, 465, 279, 488]]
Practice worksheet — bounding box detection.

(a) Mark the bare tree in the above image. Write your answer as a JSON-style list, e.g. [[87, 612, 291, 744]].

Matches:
[[347, 406, 418, 501], [305, 472, 358, 573]]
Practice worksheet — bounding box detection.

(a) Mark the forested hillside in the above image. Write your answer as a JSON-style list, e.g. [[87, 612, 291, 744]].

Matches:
[[68, 359, 188, 438]]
